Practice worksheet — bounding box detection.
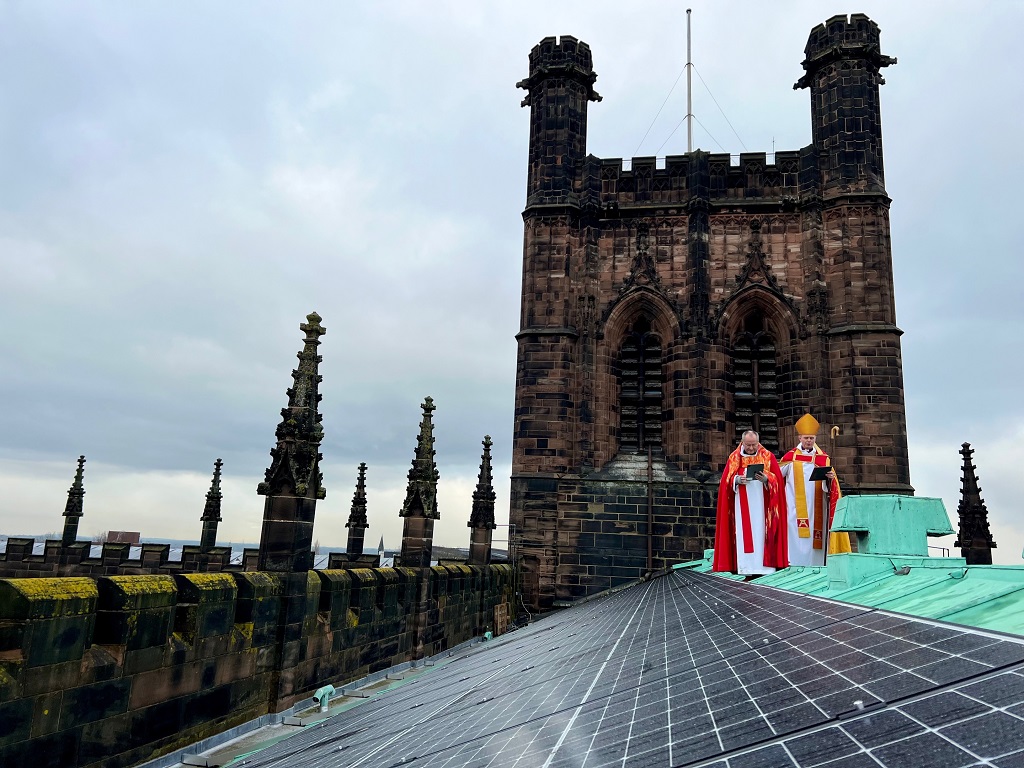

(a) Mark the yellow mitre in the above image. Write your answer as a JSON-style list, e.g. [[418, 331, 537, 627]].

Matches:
[[795, 413, 820, 436]]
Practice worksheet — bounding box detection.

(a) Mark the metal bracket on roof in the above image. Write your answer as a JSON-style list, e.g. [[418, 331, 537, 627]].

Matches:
[[339, 688, 370, 698]]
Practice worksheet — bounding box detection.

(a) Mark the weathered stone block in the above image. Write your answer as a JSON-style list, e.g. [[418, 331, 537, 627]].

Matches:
[[59, 678, 131, 728], [181, 684, 233, 729], [172, 573, 237, 645], [94, 576, 176, 652], [0, 578, 97, 621], [0, 697, 32, 747], [129, 697, 182, 745], [316, 569, 352, 632], [23, 615, 96, 667], [98, 575, 176, 613], [0, 726, 80, 768]]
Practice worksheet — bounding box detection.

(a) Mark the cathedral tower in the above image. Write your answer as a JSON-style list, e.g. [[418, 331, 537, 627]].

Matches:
[[511, 16, 912, 610]]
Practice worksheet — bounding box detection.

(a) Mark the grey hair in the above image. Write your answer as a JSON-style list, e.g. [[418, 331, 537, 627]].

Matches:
[[741, 430, 759, 441]]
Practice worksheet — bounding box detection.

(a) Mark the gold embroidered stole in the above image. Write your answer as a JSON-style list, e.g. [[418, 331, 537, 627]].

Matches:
[[789, 447, 829, 548]]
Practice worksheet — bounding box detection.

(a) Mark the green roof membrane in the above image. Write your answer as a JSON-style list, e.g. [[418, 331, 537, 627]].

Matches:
[[705, 495, 1024, 638]]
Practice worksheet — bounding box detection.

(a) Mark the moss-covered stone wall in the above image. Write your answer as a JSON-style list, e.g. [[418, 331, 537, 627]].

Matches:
[[0, 564, 514, 768]]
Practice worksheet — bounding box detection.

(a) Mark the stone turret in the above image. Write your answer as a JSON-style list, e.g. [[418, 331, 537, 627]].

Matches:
[[468, 436, 497, 565], [517, 36, 601, 208], [61, 455, 86, 547], [257, 312, 326, 572], [399, 397, 439, 568], [200, 458, 223, 552], [954, 442, 997, 565], [346, 462, 369, 557], [795, 13, 896, 195]]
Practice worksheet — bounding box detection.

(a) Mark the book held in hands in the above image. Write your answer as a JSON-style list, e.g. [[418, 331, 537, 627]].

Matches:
[[808, 465, 831, 482], [745, 464, 764, 480]]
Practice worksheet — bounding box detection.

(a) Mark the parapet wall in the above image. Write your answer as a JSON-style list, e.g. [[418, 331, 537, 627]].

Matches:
[[526, 35, 595, 78], [589, 149, 814, 209], [0, 564, 514, 768], [0, 537, 260, 577], [803, 13, 882, 61]]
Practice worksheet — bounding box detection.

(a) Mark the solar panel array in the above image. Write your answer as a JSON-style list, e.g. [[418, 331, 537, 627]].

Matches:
[[236, 570, 1024, 768]]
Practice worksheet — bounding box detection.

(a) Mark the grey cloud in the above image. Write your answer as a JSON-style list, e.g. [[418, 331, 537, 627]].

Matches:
[[2, 1, 1022, 553]]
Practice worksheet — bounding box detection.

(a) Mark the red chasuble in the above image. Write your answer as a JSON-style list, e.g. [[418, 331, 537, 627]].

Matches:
[[712, 444, 789, 573]]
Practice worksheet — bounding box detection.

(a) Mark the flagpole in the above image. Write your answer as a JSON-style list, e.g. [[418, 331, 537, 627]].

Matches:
[[686, 8, 693, 154]]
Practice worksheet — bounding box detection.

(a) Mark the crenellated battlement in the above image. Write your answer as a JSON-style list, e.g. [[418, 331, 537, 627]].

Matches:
[[806, 13, 881, 55], [517, 34, 601, 108], [526, 35, 595, 78], [796, 13, 895, 88], [591, 149, 808, 208], [0, 536, 254, 577]]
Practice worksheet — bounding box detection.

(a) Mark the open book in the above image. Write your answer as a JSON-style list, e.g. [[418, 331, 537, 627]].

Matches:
[[808, 465, 831, 482]]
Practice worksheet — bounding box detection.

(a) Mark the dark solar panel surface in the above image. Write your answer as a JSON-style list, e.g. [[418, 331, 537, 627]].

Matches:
[[237, 570, 1024, 768]]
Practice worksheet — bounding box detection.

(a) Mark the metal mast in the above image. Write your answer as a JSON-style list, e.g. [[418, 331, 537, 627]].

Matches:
[[686, 8, 693, 153]]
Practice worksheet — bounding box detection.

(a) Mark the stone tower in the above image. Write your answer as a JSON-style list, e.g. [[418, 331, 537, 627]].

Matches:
[[511, 16, 912, 610]]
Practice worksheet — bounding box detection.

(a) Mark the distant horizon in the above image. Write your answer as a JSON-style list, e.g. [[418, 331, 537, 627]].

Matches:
[[0, 533, 503, 557]]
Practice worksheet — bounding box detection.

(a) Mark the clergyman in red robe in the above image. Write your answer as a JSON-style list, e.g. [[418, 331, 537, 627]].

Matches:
[[712, 430, 788, 575]]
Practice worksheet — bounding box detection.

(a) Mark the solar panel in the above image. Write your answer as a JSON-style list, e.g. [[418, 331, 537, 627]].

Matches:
[[233, 570, 1024, 768]]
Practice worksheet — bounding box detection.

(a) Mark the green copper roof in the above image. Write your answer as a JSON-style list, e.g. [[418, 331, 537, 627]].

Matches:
[[831, 494, 954, 556], [693, 496, 1024, 637]]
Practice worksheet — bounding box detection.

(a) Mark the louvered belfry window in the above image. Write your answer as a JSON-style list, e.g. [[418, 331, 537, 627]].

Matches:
[[732, 313, 779, 451], [618, 318, 663, 453]]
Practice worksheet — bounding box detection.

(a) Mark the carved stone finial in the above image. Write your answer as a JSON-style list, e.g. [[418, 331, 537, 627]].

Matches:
[[257, 312, 327, 500], [202, 458, 223, 523], [200, 458, 224, 551], [400, 397, 440, 520], [61, 455, 86, 547], [469, 436, 497, 530], [347, 463, 368, 530], [64, 455, 86, 519], [345, 462, 369, 558], [954, 442, 996, 564]]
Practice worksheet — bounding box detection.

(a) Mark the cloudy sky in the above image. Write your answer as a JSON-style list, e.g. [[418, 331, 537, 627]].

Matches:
[[1, 1, 1021, 562]]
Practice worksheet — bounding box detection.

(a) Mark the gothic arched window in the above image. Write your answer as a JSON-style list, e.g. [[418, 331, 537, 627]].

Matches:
[[731, 311, 779, 452], [618, 317, 663, 453]]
